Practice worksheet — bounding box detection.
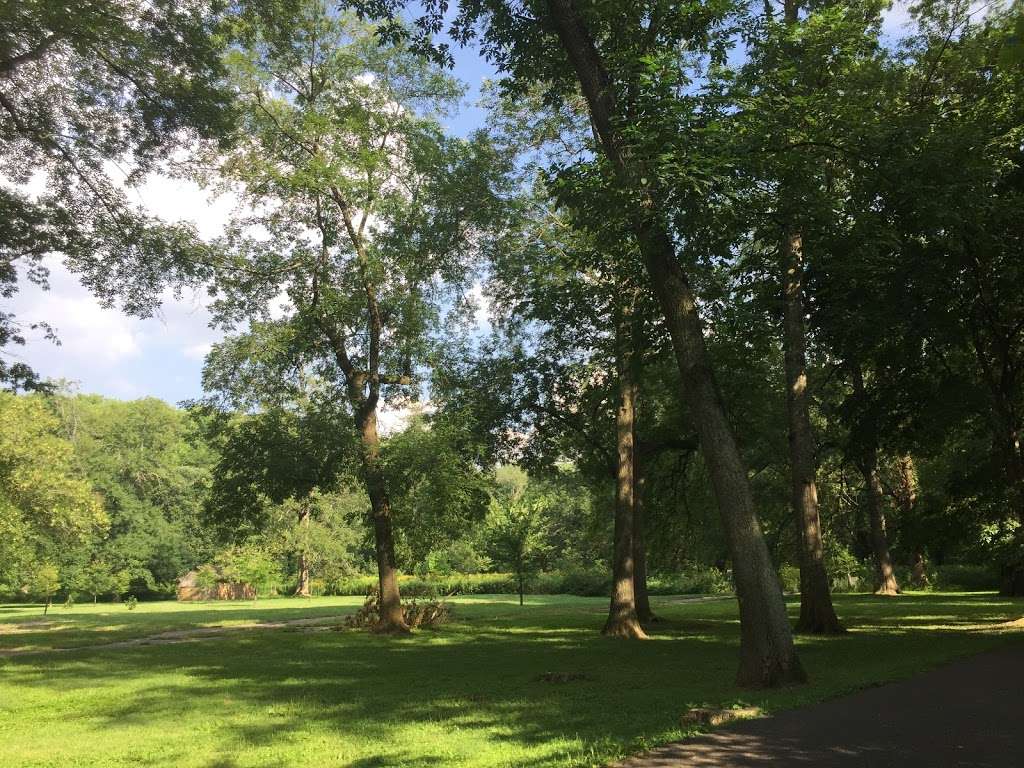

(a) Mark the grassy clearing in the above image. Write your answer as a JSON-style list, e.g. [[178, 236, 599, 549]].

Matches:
[[0, 596, 368, 653], [1, 593, 1021, 768]]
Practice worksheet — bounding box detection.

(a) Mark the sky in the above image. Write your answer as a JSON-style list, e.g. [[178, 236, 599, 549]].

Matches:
[[6, 4, 917, 406]]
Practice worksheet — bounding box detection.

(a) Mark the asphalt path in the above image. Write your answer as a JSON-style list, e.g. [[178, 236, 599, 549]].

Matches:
[[618, 645, 1024, 768]]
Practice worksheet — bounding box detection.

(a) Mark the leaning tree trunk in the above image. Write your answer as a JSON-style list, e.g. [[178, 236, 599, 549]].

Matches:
[[295, 502, 312, 597], [603, 298, 647, 639], [633, 465, 657, 624], [782, 230, 843, 634], [357, 407, 409, 633], [547, 0, 803, 687], [860, 452, 900, 596]]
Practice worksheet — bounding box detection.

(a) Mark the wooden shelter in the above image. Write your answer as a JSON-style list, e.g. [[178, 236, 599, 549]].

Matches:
[[176, 569, 255, 601]]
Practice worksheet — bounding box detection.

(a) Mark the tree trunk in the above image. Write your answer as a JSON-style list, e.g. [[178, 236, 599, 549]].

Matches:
[[43, 599, 50, 616], [357, 407, 409, 633], [633, 465, 657, 624], [295, 502, 311, 597], [965, 323, 1024, 594], [782, 231, 843, 635], [518, 574, 524, 606], [861, 454, 900, 596], [546, 0, 803, 686], [849, 364, 900, 595], [993, 410, 1024, 597], [604, 298, 647, 639]]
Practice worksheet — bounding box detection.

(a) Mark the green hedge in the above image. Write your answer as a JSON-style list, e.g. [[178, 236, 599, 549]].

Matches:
[[315, 562, 1002, 600], [930, 563, 1001, 591], [320, 566, 738, 598]]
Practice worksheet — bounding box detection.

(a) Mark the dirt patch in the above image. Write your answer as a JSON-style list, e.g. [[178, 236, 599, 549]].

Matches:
[[535, 671, 590, 683], [0, 620, 63, 634], [0, 614, 353, 657]]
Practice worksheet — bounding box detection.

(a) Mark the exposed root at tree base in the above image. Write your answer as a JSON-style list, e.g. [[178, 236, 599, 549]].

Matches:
[[794, 618, 846, 635], [602, 618, 649, 639], [373, 621, 412, 636], [737, 657, 808, 689]]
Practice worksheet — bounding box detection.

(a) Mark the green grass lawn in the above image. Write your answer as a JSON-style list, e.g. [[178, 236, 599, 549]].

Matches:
[[1, 592, 1021, 768]]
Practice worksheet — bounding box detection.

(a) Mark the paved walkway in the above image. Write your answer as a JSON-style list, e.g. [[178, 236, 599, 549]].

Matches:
[[619, 645, 1024, 767]]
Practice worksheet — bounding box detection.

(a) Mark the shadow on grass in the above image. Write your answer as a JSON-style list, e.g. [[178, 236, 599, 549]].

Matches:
[[1, 594, 1021, 767]]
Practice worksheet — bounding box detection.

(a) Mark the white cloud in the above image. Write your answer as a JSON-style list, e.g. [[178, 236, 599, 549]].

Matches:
[[183, 342, 213, 361], [268, 287, 294, 321], [18, 263, 142, 364], [2, 159, 241, 401], [881, 1, 915, 39], [377, 401, 435, 437], [8, 255, 223, 402], [133, 173, 238, 241]]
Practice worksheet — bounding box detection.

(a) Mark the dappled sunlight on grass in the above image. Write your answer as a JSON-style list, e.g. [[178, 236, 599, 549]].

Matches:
[[0, 593, 1021, 767]]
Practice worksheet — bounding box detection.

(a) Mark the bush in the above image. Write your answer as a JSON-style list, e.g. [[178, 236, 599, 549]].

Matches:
[[326, 573, 515, 597], [325, 566, 741, 598], [536, 565, 609, 597], [931, 563, 1000, 591], [647, 567, 733, 596], [777, 565, 801, 594]]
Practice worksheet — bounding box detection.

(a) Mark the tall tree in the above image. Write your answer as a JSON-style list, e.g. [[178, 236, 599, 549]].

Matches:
[[201, 3, 505, 631], [741, 0, 871, 632], [605, 286, 646, 637], [191, 369, 357, 596], [524, 0, 804, 685]]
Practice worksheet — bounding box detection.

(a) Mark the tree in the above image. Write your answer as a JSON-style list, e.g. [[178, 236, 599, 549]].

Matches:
[[381, 413, 492, 569], [219, 544, 280, 600], [729, 0, 891, 632], [0, 392, 106, 591], [29, 562, 60, 614], [75, 560, 117, 604], [200, 3, 507, 631], [485, 468, 551, 606], [0, 0, 234, 389], [51, 394, 216, 589], [192, 376, 358, 596]]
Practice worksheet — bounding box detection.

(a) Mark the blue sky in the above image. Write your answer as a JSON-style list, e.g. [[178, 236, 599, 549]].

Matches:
[[8, 3, 915, 405]]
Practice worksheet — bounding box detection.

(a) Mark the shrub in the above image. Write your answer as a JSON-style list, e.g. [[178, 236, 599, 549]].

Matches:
[[536, 565, 609, 597], [647, 567, 733, 596], [327, 567, 742, 598], [931, 563, 1000, 591], [777, 565, 801, 594]]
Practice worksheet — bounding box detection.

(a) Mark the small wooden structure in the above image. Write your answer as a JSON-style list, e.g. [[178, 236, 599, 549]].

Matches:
[[176, 570, 255, 601]]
